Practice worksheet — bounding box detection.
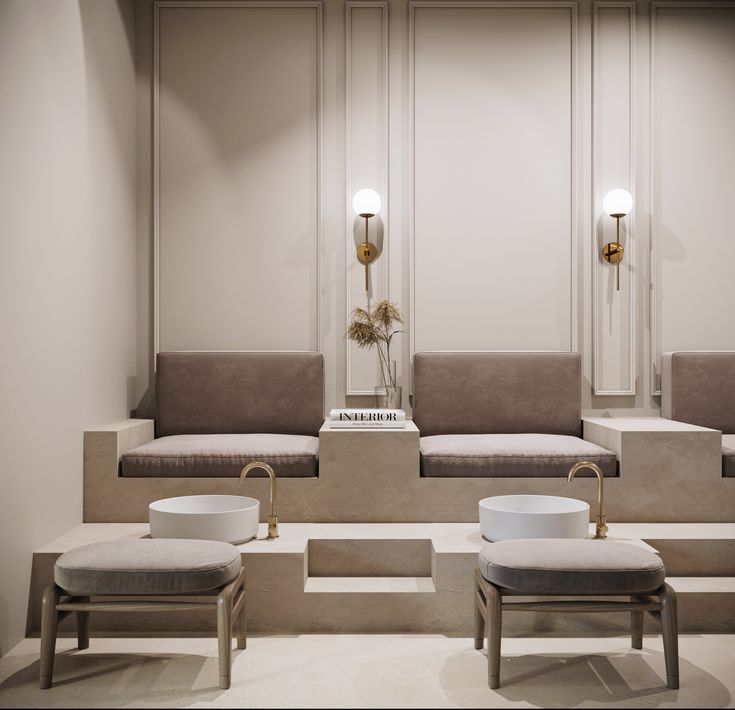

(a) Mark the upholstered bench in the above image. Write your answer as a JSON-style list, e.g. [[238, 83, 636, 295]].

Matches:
[[121, 351, 324, 478], [474, 539, 679, 690], [413, 352, 618, 478], [40, 540, 246, 690]]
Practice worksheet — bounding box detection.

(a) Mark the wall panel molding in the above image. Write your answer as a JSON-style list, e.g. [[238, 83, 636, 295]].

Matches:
[[649, 0, 659, 396], [649, 0, 735, 395], [408, 1, 579, 394], [592, 1, 636, 395], [345, 1, 389, 395], [152, 0, 323, 360]]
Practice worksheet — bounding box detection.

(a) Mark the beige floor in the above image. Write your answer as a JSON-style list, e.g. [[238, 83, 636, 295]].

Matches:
[[0, 634, 733, 708]]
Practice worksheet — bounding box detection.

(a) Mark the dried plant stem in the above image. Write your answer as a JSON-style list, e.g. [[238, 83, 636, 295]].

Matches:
[[346, 300, 403, 394], [375, 341, 393, 392]]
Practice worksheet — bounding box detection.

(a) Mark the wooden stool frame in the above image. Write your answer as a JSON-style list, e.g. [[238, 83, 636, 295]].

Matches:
[[473, 568, 679, 690], [40, 567, 246, 690]]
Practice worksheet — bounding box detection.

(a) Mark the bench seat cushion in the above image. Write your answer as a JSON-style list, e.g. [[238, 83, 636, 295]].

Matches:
[[724, 434, 735, 477], [121, 434, 319, 478], [54, 540, 241, 595], [420, 434, 617, 477], [479, 539, 665, 595]]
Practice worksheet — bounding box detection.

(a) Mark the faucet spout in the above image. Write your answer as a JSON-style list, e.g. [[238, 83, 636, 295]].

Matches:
[[240, 462, 278, 540], [567, 461, 608, 539]]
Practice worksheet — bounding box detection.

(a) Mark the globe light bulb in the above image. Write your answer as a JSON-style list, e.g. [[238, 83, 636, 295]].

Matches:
[[603, 188, 633, 217], [352, 188, 382, 217]]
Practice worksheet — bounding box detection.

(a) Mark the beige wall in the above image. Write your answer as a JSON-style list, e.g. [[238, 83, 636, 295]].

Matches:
[[0, 0, 137, 654], [139, 0, 735, 415]]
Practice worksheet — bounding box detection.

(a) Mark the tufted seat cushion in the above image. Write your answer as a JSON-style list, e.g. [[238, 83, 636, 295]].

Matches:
[[54, 540, 242, 595], [420, 434, 617, 477], [479, 539, 665, 595], [724, 435, 735, 477], [121, 433, 319, 478]]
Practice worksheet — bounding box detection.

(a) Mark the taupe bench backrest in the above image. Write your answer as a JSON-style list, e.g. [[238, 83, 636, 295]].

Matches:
[[661, 352, 735, 434], [412, 352, 582, 437], [156, 352, 324, 437]]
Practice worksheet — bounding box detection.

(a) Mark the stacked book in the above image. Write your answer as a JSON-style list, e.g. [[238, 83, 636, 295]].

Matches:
[[329, 408, 407, 428]]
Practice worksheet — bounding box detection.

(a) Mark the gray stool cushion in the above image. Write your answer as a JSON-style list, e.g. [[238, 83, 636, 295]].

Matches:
[[479, 539, 665, 595], [54, 540, 241, 595]]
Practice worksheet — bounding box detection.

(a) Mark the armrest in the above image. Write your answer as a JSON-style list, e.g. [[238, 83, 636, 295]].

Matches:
[[84, 419, 154, 476], [583, 416, 718, 455], [83, 420, 154, 522], [582, 416, 721, 483]]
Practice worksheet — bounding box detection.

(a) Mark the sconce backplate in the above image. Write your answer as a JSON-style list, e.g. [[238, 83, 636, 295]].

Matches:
[[357, 241, 378, 265], [602, 242, 624, 264]]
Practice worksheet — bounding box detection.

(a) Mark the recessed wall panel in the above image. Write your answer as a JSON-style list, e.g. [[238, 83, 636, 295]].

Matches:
[[412, 5, 574, 353], [346, 2, 389, 394], [593, 3, 635, 394], [156, 4, 320, 352], [652, 5, 735, 390]]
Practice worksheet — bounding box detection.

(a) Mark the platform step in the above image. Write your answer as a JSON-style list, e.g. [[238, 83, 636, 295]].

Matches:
[[304, 577, 436, 594], [307, 539, 432, 577], [668, 576, 735, 593], [608, 523, 735, 576], [660, 577, 735, 634]]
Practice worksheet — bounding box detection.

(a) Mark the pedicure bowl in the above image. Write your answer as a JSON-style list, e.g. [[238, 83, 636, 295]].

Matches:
[[149, 495, 260, 544], [479, 495, 589, 541]]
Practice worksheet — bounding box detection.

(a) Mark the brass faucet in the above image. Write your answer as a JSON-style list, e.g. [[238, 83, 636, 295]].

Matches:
[[240, 461, 279, 540], [567, 461, 608, 539]]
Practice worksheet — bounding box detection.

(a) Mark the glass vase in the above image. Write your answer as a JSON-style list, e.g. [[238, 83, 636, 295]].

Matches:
[[375, 360, 402, 409]]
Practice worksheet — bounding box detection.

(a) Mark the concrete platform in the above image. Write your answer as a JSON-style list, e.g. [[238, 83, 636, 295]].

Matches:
[[27, 522, 735, 637]]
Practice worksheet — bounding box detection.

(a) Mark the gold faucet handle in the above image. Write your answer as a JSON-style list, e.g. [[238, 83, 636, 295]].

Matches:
[[595, 515, 608, 540], [267, 515, 279, 540]]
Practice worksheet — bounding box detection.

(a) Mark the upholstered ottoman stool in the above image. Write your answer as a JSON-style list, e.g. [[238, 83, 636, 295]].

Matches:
[[40, 539, 246, 690], [474, 539, 678, 690]]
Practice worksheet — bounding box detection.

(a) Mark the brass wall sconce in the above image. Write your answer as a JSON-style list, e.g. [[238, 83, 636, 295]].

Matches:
[[352, 188, 382, 292], [602, 188, 633, 291]]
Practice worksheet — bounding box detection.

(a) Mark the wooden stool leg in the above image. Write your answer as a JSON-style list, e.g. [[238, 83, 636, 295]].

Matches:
[[235, 577, 247, 650], [217, 586, 233, 689], [631, 595, 644, 650], [474, 571, 485, 650], [235, 607, 247, 650], [486, 582, 503, 690], [660, 583, 679, 689], [76, 596, 90, 650], [40, 585, 61, 689]]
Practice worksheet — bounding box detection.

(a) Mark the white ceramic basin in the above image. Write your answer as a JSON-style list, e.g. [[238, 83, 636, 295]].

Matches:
[[479, 495, 589, 541], [149, 495, 260, 544]]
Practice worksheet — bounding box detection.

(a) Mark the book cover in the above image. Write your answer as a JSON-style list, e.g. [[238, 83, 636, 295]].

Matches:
[[329, 419, 406, 429], [329, 408, 406, 422]]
